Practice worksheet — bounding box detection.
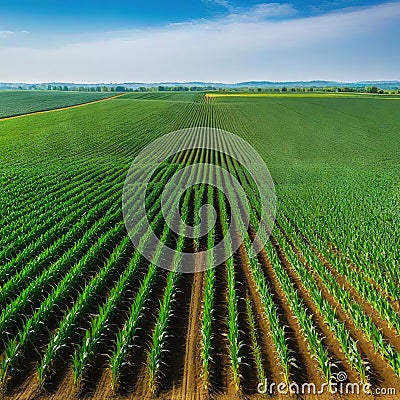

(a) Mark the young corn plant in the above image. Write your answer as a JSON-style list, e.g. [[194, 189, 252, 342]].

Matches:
[[0, 221, 124, 386], [277, 212, 400, 379], [222, 151, 293, 386], [110, 144, 199, 391], [146, 185, 191, 394], [70, 163, 182, 386], [109, 263, 159, 390], [273, 221, 369, 384], [72, 216, 166, 386], [216, 168, 242, 393], [245, 297, 265, 385], [37, 235, 132, 386], [200, 184, 216, 389], [147, 143, 204, 394]]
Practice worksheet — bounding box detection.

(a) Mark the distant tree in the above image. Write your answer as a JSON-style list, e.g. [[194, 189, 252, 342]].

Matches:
[[281, 87, 287, 92], [63, 85, 69, 91], [291, 87, 296, 92], [367, 86, 378, 93], [47, 85, 52, 91]]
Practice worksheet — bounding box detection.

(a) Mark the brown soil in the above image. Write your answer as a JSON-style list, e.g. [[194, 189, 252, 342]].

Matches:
[[158, 272, 193, 396], [176, 253, 206, 400]]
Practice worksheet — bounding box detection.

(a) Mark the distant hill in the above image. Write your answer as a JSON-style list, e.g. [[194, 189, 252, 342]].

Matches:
[[1, 80, 399, 90]]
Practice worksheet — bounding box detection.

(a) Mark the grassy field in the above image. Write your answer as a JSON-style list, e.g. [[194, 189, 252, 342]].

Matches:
[[0, 91, 118, 119], [0, 91, 399, 399]]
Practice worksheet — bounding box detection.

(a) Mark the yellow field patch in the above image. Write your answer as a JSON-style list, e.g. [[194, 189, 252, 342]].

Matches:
[[205, 93, 400, 100]]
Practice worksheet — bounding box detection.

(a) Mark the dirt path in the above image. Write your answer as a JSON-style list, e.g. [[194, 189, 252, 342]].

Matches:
[[178, 253, 206, 400], [0, 94, 125, 122]]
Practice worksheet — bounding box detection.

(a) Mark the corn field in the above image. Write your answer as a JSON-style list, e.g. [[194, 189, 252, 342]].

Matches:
[[0, 91, 399, 399]]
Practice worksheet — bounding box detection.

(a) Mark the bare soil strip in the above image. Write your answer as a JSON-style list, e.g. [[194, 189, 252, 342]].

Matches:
[[209, 262, 237, 399], [0, 94, 125, 122], [231, 249, 258, 396], [178, 254, 206, 400], [159, 272, 193, 397]]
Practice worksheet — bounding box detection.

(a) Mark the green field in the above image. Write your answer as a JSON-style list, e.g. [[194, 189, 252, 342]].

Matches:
[[0, 90, 118, 118], [0, 92, 399, 399]]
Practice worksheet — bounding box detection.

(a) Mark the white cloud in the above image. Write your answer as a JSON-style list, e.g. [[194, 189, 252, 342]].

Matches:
[[1, 2, 400, 82], [204, 0, 231, 8], [203, 0, 233, 11], [227, 3, 297, 22], [0, 31, 14, 38]]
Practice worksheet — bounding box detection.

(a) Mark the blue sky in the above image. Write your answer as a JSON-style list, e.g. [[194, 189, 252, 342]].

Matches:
[[0, 1, 399, 82]]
